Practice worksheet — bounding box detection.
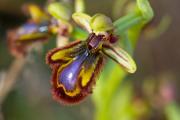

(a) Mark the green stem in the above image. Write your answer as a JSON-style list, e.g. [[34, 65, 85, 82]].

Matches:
[[93, 1, 154, 120], [113, 0, 154, 35], [114, 13, 142, 34], [94, 63, 127, 120]]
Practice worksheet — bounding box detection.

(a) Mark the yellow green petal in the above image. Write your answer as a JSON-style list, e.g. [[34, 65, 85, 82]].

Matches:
[[102, 45, 136, 73]]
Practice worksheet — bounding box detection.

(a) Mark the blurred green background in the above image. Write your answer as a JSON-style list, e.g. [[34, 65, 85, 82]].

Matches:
[[0, 0, 180, 120]]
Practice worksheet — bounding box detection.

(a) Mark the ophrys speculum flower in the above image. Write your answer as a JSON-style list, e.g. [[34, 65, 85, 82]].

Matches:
[[46, 13, 137, 104], [7, 4, 52, 57], [7, 1, 84, 57]]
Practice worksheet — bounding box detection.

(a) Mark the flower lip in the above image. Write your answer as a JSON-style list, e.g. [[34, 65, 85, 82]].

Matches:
[[58, 50, 89, 91]]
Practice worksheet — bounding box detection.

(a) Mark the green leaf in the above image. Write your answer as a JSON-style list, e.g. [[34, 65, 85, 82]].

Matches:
[[165, 102, 180, 120]]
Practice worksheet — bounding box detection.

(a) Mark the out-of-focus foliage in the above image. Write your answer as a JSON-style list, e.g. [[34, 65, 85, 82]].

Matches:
[[0, 0, 179, 120]]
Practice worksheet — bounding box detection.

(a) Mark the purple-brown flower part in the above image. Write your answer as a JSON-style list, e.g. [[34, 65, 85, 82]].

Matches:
[[46, 32, 136, 105], [7, 22, 50, 57], [46, 40, 104, 104]]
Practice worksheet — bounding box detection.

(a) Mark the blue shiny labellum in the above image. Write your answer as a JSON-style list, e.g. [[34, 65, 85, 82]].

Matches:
[[38, 21, 49, 32], [59, 50, 89, 91], [19, 23, 38, 35]]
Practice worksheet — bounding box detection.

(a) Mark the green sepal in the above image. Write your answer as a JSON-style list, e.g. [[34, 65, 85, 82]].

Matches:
[[72, 12, 92, 32], [90, 14, 114, 34]]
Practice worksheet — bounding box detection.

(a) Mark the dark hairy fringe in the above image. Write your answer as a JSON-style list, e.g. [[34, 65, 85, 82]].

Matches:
[[50, 55, 104, 105]]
